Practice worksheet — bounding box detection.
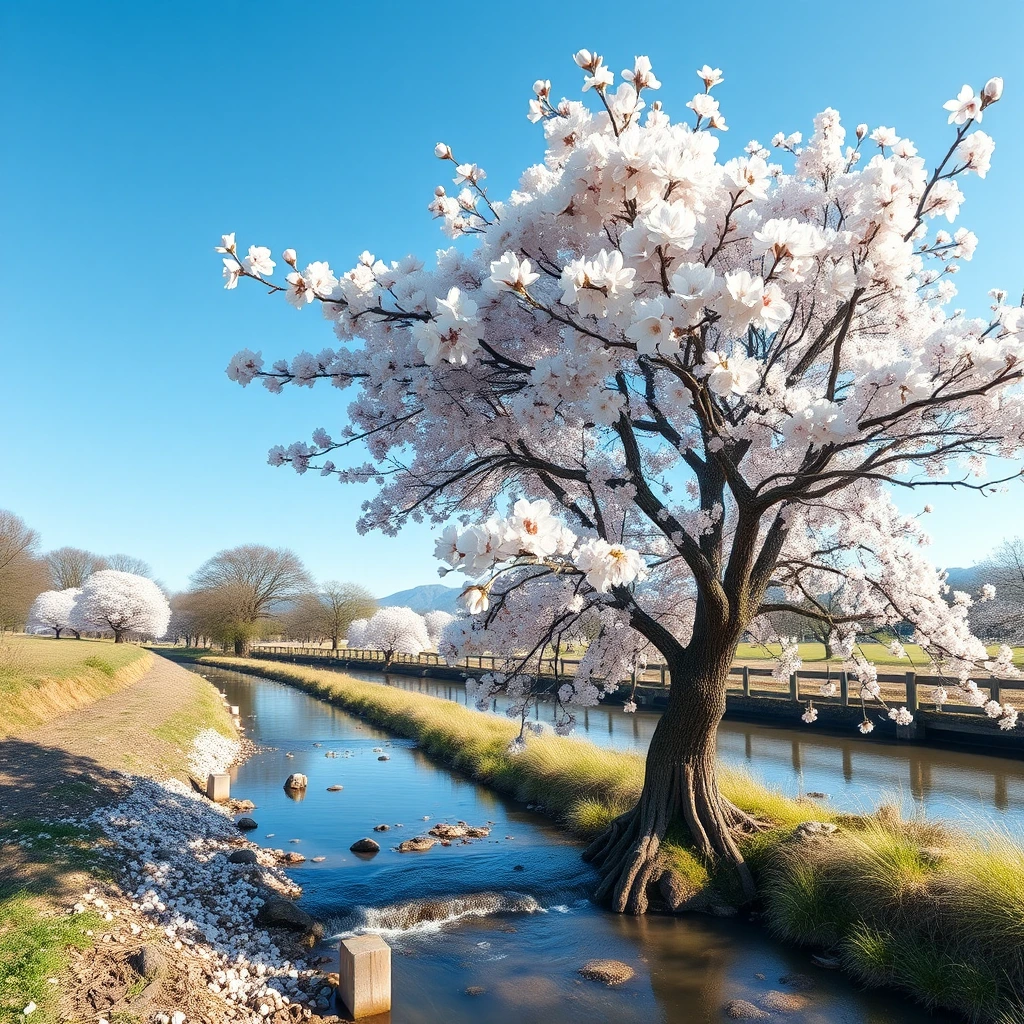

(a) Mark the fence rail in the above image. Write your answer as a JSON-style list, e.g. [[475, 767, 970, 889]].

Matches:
[[250, 644, 1021, 715]]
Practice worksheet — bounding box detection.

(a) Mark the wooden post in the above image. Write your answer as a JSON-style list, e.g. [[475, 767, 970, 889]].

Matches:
[[990, 681, 1001, 704], [742, 665, 751, 697], [905, 671, 918, 712], [840, 670, 849, 706], [206, 773, 230, 802], [660, 663, 667, 687], [789, 672, 798, 701], [339, 934, 391, 1018]]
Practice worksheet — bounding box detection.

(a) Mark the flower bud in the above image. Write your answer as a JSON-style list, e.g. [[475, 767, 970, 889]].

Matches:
[[282, 248, 297, 267], [434, 142, 452, 160], [533, 79, 550, 99], [855, 123, 868, 140], [573, 49, 596, 70], [982, 76, 1003, 105], [434, 185, 446, 196]]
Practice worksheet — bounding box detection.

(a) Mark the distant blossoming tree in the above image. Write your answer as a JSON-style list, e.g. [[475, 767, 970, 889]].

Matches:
[[345, 617, 369, 648], [216, 53, 1023, 911], [73, 570, 170, 643], [27, 588, 80, 638], [359, 607, 430, 666], [423, 610, 456, 648]]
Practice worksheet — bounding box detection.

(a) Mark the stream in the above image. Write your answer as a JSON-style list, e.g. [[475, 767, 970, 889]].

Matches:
[[187, 663, 960, 1023]]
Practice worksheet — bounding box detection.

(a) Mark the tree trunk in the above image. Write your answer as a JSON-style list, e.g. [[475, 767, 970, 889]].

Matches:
[[54, 628, 62, 639], [235, 637, 252, 657], [114, 629, 125, 643], [331, 635, 339, 651], [583, 641, 756, 914]]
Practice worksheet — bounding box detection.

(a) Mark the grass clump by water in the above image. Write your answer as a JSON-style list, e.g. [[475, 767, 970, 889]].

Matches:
[[0, 636, 151, 738], [205, 655, 1024, 1021]]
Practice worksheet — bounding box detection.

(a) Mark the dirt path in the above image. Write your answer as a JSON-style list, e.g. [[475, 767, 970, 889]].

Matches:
[[0, 656, 223, 828]]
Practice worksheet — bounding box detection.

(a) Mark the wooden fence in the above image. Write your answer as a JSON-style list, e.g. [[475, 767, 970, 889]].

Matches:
[[252, 645, 1022, 715]]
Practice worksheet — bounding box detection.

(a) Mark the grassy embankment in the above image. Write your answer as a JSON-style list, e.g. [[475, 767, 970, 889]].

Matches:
[[0, 638, 236, 1021], [207, 654, 1024, 1022], [0, 635, 153, 739]]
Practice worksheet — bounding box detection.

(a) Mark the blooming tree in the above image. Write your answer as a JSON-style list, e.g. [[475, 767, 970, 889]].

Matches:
[[216, 54, 1023, 911], [358, 607, 430, 665], [423, 609, 456, 648], [345, 617, 369, 648], [72, 570, 171, 643], [27, 588, 80, 638]]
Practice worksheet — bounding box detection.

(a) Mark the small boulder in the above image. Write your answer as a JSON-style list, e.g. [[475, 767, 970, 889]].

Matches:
[[760, 990, 809, 1013], [377, 755, 390, 761], [578, 960, 635, 986], [129, 945, 166, 981], [326, 785, 343, 792], [464, 986, 486, 997], [236, 817, 258, 831], [284, 773, 308, 791], [255, 899, 323, 940], [373, 824, 391, 832], [658, 869, 700, 911], [228, 849, 258, 865], [280, 851, 306, 864], [397, 836, 436, 853], [794, 820, 837, 838], [724, 999, 770, 1020], [350, 838, 380, 854]]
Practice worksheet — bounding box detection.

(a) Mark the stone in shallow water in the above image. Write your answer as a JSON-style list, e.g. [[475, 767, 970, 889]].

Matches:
[[236, 817, 258, 831], [465, 986, 486, 996], [760, 990, 810, 1012], [578, 959, 635, 985], [373, 824, 391, 832], [326, 785, 343, 792], [377, 755, 390, 761], [283, 773, 308, 790], [397, 836, 436, 853], [779, 971, 815, 990], [350, 838, 380, 854], [723, 999, 770, 1020], [255, 898, 323, 940]]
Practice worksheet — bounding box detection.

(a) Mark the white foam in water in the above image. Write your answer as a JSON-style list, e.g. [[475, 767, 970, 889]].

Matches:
[[328, 891, 545, 940]]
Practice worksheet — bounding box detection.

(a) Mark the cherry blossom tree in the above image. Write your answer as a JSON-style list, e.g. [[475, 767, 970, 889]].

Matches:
[[216, 54, 1023, 912], [345, 618, 369, 648], [423, 609, 456, 648], [72, 570, 170, 643], [27, 588, 81, 638], [359, 607, 430, 666]]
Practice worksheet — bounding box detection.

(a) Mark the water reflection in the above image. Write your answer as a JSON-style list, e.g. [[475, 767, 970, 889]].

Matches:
[[335, 667, 1024, 832], [186, 664, 953, 1024]]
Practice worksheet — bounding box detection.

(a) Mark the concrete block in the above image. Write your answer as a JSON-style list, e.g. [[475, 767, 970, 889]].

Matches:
[[229, 705, 240, 716], [338, 934, 391, 1018], [206, 773, 230, 802]]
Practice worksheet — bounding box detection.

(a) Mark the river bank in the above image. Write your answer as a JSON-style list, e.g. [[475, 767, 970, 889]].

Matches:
[[0, 653, 340, 1023], [203, 654, 1024, 1023]]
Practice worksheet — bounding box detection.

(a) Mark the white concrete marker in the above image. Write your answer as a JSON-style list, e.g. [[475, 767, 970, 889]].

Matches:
[[338, 934, 391, 1018], [206, 773, 230, 802], [229, 705, 240, 716]]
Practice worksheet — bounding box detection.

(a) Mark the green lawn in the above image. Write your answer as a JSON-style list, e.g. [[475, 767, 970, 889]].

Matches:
[[0, 635, 151, 737], [734, 641, 1024, 668]]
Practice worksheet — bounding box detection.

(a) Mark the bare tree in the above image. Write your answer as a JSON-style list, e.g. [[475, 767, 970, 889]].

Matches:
[[190, 545, 312, 655], [0, 510, 47, 632], [315, 581, 377, 650], [974, 539, 1024, 644], [104, 553, 153, 577], [46, 546, 107, 590]]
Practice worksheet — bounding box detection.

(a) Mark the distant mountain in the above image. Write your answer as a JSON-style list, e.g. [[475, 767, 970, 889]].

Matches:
[[378, 583, 463, 615], [943, 566, 982, 590]]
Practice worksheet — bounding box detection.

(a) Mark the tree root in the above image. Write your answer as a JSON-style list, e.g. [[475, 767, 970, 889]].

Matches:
[[584, 774, 760, 914]]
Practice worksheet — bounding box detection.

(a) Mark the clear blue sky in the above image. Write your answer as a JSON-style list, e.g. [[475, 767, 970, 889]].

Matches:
[[1, 1, 1022, 595]]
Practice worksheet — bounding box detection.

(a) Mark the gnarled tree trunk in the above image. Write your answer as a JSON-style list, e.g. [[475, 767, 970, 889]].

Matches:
[[583, 629, 756, 914], [235, 636, 252, 657]]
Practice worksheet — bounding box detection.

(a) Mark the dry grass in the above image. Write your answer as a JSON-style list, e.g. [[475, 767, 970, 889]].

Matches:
[[205, 654, 1024, 1020], [0, 636, 152, 738]]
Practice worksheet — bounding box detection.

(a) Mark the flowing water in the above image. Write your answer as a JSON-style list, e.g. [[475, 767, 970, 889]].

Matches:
[[187, 663, 963, 1023]]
